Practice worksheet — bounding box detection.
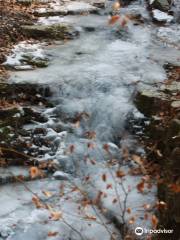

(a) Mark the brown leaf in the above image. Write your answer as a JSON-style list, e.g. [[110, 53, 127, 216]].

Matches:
[[69, 144, 75, 153], [128, 217, 135, 224], [116, 170, 125, 178], [136, 180, 145, 193], [102, 173, 107, 182], [103, 144, 109, 153], [112, 198, 117, 204], [106, 184, 113, 189], [32, 196, 44, 209], [48, 231, 58, 237], [169, 184, 180, 193]]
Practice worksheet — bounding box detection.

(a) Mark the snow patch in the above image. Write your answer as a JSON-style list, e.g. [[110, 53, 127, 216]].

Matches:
[[152, 9, 173, 22]]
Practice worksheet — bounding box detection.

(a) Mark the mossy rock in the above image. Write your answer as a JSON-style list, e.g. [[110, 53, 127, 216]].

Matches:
[[21, 55, 49, 68], [22, 24, 79, 40]]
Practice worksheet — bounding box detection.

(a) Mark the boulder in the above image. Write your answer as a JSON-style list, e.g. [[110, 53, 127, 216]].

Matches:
[[22, 24, 79, 40], [150, 0, 172, 12]]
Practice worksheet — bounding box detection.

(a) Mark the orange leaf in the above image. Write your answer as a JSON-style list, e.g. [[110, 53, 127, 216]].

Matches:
[[50, 211, 62, 221], [32, 196, 44, 209], [151, 215, 158, 228], [108, 15, 120, 25], [42, 191, 52, 197], [126, 208, 131, 214], [29, 167, 40, 179]]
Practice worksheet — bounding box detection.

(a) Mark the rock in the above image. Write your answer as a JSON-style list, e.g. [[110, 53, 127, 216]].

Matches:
[[167, 119, 180, 139], [53, 170, 70, 180], [14, 65, 34, 71], [119, 0, 135, 6], [150, 0, 172, 12], [170, 147, 180, 172], [87, 0, 106, 8], [64, 1, 99, 14], [135, 88, 168, 116], [21, 55, 49, 68], [22, 24, 79, 40], [17, 0, 50, 5], [171, 100, 180, 109], [16, 0, 32, 6], [33, 2, 99, 17]]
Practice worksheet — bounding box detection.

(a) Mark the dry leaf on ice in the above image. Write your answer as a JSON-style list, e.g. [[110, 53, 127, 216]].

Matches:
[[29, 167, 40, 179], [50, 211, 62, 221]]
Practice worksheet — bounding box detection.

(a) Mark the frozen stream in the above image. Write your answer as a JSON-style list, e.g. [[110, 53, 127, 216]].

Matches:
[[1, 1, 180, 240]]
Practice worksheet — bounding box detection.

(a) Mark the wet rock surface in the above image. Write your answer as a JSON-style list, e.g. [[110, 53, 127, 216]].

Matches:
[[0, 83, 53, 169], [135, 65, 180, 239], [22, 24, 79, 40]]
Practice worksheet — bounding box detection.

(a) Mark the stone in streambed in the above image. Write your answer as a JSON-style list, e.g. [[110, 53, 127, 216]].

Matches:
[[22, 24, 79, 40], [21, 55, 49, 68], [33, 2, 99, 17], [53, 171, 70, 180], [150, 0, 172, 12], [135, 88, 168, 116]]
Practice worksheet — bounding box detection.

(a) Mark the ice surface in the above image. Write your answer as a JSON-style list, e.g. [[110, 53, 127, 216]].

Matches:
[[2, 1, 180, 239]]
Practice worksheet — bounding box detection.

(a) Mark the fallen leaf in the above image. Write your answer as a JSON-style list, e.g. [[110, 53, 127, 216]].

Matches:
[[128, 217, 135, 224], [136, 180, 145, 193], [102, 173, 107, 182], [29, 167, 40, 179], [126, 208, 131, 214], [32, 196, 44, 209], [42, 191, 52, 198], [50, 211, 62, 221], [48, 231, 58, 237], [106, 184, 113, 189], [151, 215, 158, 228], [116, 170, 125, 178], [85, 215, 96, 221], [169, 184, 180, 193]]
